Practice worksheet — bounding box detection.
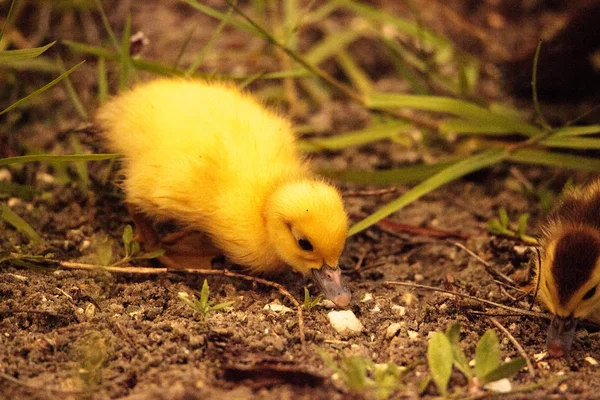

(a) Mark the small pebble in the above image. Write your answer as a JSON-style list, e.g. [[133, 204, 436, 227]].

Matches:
[[485, 378, 512, 393], [392, 305, 406, 316], [407, 330, 418, 340], [263, 303, 293, 314], [361, 293, 373, 302], [0, 168, 12, 182], [385, 323, 402, 339], [327, 310, 363, 334], [585, 356, 599, 366], [370, 305, 380, 313]]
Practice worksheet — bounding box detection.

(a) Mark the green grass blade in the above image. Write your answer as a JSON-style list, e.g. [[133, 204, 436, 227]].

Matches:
[[337, 0, 450, 51], [299, 121, 409, 152], [0, 153, 120, 167], [508, 149, 600, 171], [336, 50, 372, 94], [58, 57, 89, 120], [440, 119, 521, 136], [186, 2, 235, 76], [348, 148, 505, 236], [0, 0, 17, 42], [119, 14, 132, 91], [70, 135, 90, 192], [540, 136, 600, 150], [0, 56, 61, 72], [553, 125, 600, 136], [180, 0, 256, 34], [305, 29, 363, 65], [0, 60, 85, 116], [97, 56, 108, 104], [0, 182, 39, 200], [93, 0, 120, 52], [0, 42, 55, 62], [172, 27, 196, 69], [366, 92, 543, 137], [0, 203, 42, 244], [319, 160, 455, 186]]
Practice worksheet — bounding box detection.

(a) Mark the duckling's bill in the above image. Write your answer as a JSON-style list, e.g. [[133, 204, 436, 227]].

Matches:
[[547, 314, 578, 358], [312, 264, 351, 307]]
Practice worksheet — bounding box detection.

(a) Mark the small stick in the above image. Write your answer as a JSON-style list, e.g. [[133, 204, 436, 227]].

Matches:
[[352, 248, 368, 272], [378, 219, 470, 240], [385, 281, 548, 319], [489, 317, 535, 378], [467, 311, 532, 318], [449, 241, 515, 285], [0, 373, 85, 395], [57, 261, 307, 352], [343, 187, 398, 197]]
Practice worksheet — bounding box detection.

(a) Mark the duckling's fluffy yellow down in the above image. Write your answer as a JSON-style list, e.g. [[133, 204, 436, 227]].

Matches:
[[97, 79, 350, 304]]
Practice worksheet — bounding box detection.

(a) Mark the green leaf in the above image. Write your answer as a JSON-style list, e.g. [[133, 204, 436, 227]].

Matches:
[[200, 279, 210, 308], [553, 125, 600, 136], [0, 204, 42, 244], [209, 301, 235, 311], [475, 330, 500, 379], [517, 213, 529, 235], [0, 153, 120, 167], [118, 14, 133, 91], [446, 323, 472, 379], [540, 136, 600, 150], [427, 331, 453, 396], [481, 357, 526, 385], [0, 60, 86, 116], [0, 42, 55, 63], [122, 225, 133, 257], [348, 148, 506, 236], [135, 249, 165, 259], [498, 207, 509, 228]]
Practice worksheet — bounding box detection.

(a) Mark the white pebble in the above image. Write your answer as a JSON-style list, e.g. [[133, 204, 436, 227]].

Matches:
[[0, 168, 12, 182], [7, 197, 21, 208], [407, 330, 418, 340], [361, 293, 373, 302], [534, 352, 548, 362], [327, 310, 363, 334], [485, 378, 512, 393], [392, 305, 406, 316], [585, 356, 599, 366], [386, 323, 402, 339], [263, 303, 293, 314], [36, 172, 55, 186], [370, 305, 380, 313]]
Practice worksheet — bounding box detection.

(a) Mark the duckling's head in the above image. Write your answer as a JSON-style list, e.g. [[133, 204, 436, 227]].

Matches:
[[538, 225, 600, 357], [264, 179, 350, 306]]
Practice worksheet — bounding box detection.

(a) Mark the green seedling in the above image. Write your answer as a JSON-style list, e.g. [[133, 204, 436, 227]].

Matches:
[[487, 207, 537, 244], [75, 331, 110, 389], [303, 287, 324, 311], [318, 349, 405, 400], [178, 279, 234, 317], [426, 322, 526, 396], [112, 224, 164, 266]]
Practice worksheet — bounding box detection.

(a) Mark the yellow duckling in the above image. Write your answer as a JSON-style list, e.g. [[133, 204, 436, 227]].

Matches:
[[535, 179, 600, 356], [96, 78, 350, 306]]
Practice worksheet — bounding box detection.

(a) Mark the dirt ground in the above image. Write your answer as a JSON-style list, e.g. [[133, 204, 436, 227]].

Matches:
[[2, 1, 600, 399]]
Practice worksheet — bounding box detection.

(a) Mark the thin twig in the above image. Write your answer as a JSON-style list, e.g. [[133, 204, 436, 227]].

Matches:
[[352, 248, 368, 272], [0, 373, 85, 395], [385, 280, 548, 319], [57, 261, 307, 352], [489, 317, 535, 378], [467, 311, 532, 318], [343, 187, 398, 197], [530, 248, 542, 311], [449, 241, 515, 285]]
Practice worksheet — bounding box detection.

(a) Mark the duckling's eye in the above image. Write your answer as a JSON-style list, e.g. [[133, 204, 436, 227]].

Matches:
[[583, 286, 597, 300], [298, 239, 313, 251]]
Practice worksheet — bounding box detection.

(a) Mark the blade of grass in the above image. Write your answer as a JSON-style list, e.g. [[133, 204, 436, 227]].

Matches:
[[348, 148, 506, 236], [305, 29, 363, 65], [0, 41, 55, 62], [319, 159, 456, 186], [92, 0, 120, 52], [0, 182, 39, 200], [180, 0, 256, 34], [0, 60, 85, 116], [172, 27, 196, 69], [439, 119, 522, 135], [336, 49, 372, 94], [69, 135, 90, 192], [0, 56, 61, 72], [63, 40, 204, 77], [0, 0, 17, 42], [0, 204, 41, 244], [366, 92, 543, 137], [0, 153, 120, 167], [97, 56, 108, 104], [540, 136, 600, 150], [186, 2, 235, 76], [299, 121, 409, 152], [553, 125, 600, 136], [532, 40, 550, 131], [507, 149, 600, 171], [118, 14, 132, 91], [57, 56, 89, 120]]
